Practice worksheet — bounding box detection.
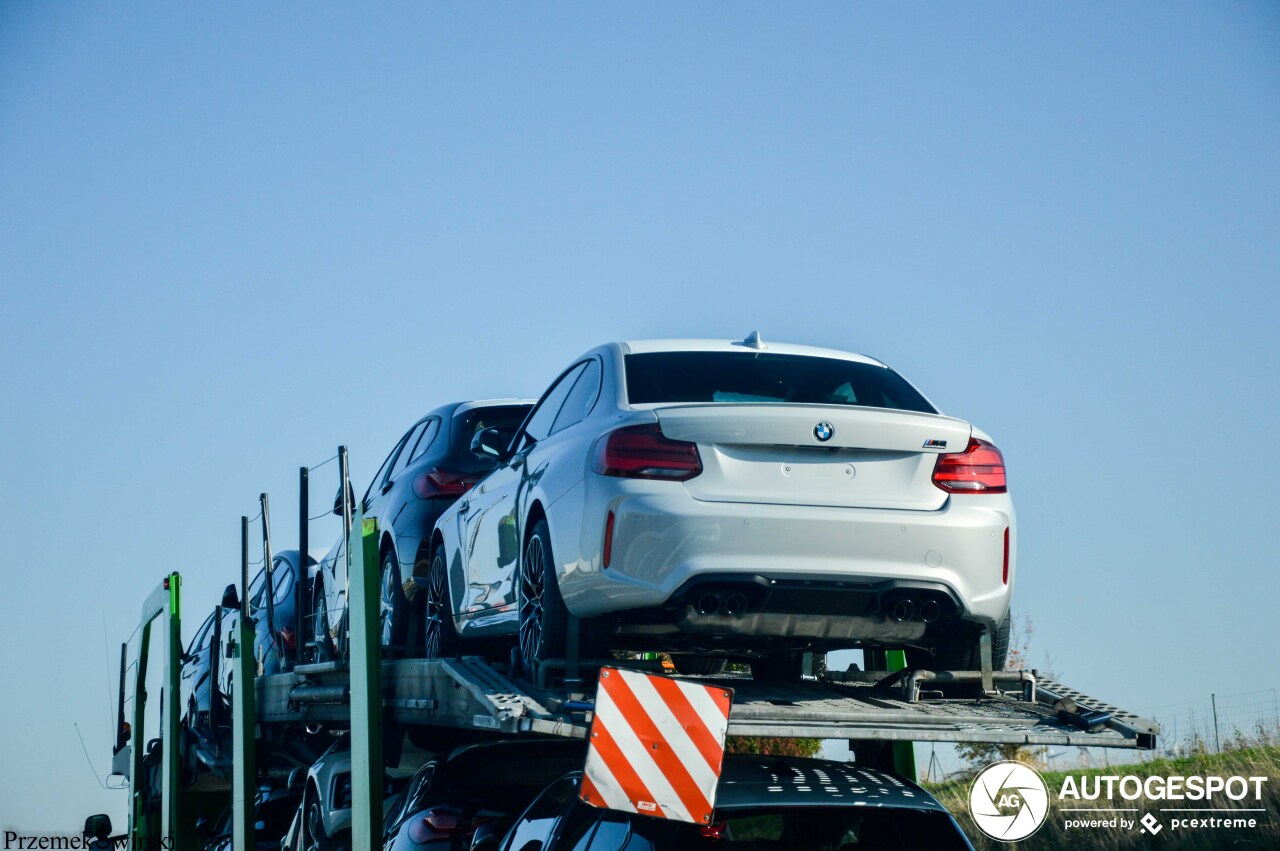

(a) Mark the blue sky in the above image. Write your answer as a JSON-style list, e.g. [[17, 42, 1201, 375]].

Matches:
[[1, 2, 1277, 831]]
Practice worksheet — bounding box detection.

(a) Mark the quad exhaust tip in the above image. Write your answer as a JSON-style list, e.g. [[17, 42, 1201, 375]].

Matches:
[[919, 599, 941, 624], [890, 598, 915, 623], [694, 591, 751, 617], [695, 593, 721, 616], [888, 596, 945, 623]]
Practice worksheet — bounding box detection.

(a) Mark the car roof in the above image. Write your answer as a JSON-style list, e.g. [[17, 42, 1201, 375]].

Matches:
[[617, 338, 885, 367], [441, 737, 587, 768], [712, 756, 947, 812], [451, 398, 538, 415]]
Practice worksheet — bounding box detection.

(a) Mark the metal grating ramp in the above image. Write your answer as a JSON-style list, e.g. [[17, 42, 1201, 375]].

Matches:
[[720, 677, 1158, 747], [258, 659, 1158, 749]]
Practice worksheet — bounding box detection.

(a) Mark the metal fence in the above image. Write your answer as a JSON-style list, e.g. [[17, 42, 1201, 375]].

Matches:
[[1142, 686, 1280, 758]]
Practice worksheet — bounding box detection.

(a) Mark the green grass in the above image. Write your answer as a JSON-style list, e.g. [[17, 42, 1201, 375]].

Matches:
[[925, 745, 1280, 849]]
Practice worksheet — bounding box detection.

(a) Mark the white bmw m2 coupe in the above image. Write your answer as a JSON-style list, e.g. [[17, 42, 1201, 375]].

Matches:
[[424, 336, 1015, 680]]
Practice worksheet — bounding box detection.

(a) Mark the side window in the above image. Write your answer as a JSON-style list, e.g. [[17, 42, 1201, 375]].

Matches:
[[502, 776, 577, 851], [271, 557, 294, 606], [388, 422, 429, 484], [519, 363, 588, 450], [404, 763, 438, 816], [189, 612, 216, 654], [364, 432, 412, 503], [551, 359, 602, 435], [248, 568, 268, 610], [406, 419, 441, 465]]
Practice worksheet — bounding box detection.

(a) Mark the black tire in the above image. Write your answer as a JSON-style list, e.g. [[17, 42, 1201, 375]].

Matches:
[[379, 550, 409, 657], [906, 612, 1011, 671], [670, 655, 728, 676], [518, 518, 608, 672], [423, 548, 462, 659], [309, 580, 332, 664], [751, 651, 804, 683]]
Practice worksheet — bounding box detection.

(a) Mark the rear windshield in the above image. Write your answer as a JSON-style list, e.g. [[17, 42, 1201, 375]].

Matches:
[[451, 405, 534, 452], [629, 806, 970, 850], [625, 352, 936, 413]]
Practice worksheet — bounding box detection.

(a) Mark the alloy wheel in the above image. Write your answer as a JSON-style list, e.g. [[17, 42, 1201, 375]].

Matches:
[[311, 589, 328, 662], [518, 536, 546, 668], [304, 799, 324, 851], [424, 556, 448, 658], [379, 560, 396, 648]]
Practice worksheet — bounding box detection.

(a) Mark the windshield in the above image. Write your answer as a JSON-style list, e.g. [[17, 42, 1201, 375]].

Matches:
[[625, 352, 935, 413]]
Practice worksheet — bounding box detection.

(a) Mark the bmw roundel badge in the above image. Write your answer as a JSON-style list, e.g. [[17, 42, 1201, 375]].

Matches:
[[814, 421, 834, 442]]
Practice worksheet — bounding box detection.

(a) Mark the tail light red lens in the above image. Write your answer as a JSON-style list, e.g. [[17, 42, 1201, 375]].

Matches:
[[277, 628, 296, 651], [413, 467, 476, 498], [407, 809, 460, 843], [932, 439, 1007, 494], [593, 424, 702, 481]]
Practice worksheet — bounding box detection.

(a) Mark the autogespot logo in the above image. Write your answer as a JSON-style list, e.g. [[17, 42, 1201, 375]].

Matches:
[[969, 760, 1051, 842]]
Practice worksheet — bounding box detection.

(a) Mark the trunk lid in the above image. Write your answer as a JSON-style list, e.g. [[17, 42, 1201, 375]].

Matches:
[[653, 404, 970, 510]]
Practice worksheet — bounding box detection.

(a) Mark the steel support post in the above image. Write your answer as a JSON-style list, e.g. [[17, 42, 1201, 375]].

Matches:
[[233, 517, 257, 851], [348, 509, 383, 851], [298, 466, 309, 669], [884, 648, 917, 782], [162, 573, 182, 848]]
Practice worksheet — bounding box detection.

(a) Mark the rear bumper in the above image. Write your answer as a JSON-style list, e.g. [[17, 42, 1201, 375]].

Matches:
[[558, 486, 1014, 634]]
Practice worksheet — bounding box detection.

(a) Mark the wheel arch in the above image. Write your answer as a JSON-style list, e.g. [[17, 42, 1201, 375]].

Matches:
[[524, 499, 548, 547]]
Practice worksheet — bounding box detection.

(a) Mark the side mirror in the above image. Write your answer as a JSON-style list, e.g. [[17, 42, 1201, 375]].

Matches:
[[470, 823, 501, 851], [471, 427, 510, 461], [83, 814, 112, 839], [221, 584, 240, 610], [287, 765, 306, 792], [332, 480, 357, 516], [194, 817, 213, 838]]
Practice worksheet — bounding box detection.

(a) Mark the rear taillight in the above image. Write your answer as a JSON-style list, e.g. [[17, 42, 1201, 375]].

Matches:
[[277, 628, 296, 651], [592, 424, 702, 481], [407, 809, 460, 843], [413, 467, 476, 498], [932, 439, 1007, 494]]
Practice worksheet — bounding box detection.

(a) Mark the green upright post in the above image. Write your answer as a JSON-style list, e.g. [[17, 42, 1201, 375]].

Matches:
[[884, 649, 917, 781], [163, 572, 182, 846], [128, 572, 182, 849], [233, 517, 257, 851], [348, 509, 383, 851]]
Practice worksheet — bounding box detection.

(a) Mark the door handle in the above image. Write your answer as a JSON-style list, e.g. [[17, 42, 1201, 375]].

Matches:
[[457, 501, 470, 515], [381, 481, 394, 495]]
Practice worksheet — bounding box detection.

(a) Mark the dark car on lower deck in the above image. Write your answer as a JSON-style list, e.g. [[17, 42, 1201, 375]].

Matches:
[[483, 755, 974, 851]]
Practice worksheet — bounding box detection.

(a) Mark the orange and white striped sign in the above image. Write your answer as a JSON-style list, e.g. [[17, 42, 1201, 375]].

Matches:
[[580, 666, 734, 825]]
